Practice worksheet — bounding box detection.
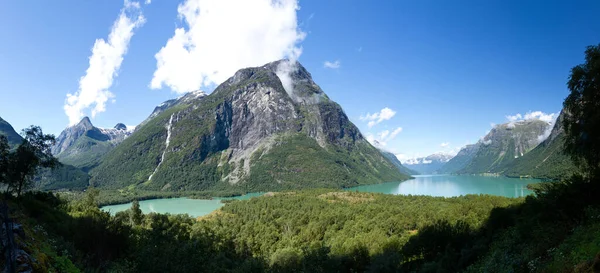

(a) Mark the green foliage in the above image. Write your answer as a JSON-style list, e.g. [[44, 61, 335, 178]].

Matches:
[[57, 135, 115, 172], [458, 120, 548, 175], [1, 126, 58, 197], [503, 132, 578, 181], [564, 44, 600, 175], [130, 200, 143, 226], [381, 150, 419, 175], [0, 116, 23, 147], [34, 163, 90, 191], [240, 134, 410, 191], [438, 143, 480, 174], [90, 66, 407, 193]]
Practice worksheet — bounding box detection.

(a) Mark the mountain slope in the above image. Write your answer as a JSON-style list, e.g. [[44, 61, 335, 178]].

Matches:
[[90, 60, 409, 191], [380, 150, 419, 175], [457, 119, 551, 174], [402, 153, 454, 174], [0, 116, 23, 146], [438, 143, 480, 174], [0, 116, 89, 190], [503, 111, 578, 180], [52, 117, 131, 171]]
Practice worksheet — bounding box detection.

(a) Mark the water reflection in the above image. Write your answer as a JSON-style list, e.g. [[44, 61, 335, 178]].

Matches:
[[350, 175, 537, 198]]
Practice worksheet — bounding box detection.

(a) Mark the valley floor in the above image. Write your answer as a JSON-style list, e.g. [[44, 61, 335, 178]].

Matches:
[[3, 176, 600, 272]]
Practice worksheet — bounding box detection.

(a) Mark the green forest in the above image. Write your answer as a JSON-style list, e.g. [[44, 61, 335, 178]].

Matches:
[[1, 45, 600, 272]]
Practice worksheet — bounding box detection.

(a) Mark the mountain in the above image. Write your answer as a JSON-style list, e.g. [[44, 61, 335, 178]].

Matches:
[[380, 150, 419, 175], [402, 153, 454, 174], [90, 60, 409, 191], [503, 111, 577, 180], [137, 90, 207, 128], [457, 119, 552, 174], [0, 116, 89, 190], [438, 143, 481, 174], [0, 116, 23, 146], [52, 117, 132, 172]]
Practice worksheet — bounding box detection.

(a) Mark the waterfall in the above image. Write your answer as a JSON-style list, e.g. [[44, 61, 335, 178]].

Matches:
[[148, 113, 174, 181]]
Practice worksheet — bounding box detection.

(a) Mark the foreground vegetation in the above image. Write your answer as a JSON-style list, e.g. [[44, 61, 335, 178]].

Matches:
[[2, 179, 600, 272], [2, 43, 600, 272]]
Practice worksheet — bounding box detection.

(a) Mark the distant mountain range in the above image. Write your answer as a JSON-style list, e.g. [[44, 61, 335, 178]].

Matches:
[[2, 61, 579, 193], [437, 143, 480, 174], [457, 119, 551, 174], [502, 111, 576, 180], [51, 117, 132, 172], [401, 153, 455, 174], [432, 112, 578, 180], [381, 151, 420, 175], [0, 116, 89, 190]]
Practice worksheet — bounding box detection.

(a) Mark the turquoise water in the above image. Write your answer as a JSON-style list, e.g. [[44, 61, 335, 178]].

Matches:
[[102, 175, 539, 217], [347, 175, 539, 198], [101, 192, 263, 217]]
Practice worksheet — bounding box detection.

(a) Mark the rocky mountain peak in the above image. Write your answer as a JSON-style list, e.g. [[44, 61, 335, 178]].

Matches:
[[77, 116, 94, 130], [114, 123, 127, 130], [90, 60, 406, 191], [51, 117, 132, 159]]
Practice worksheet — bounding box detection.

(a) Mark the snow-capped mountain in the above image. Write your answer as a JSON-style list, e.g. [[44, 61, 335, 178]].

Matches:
[[400, 152, 455, 174]]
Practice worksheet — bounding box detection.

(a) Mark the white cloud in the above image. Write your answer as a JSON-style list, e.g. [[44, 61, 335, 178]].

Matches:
[[64, 0, 145, 125], [506, 114, 522, 122], [524, 111, 556, 123], [505, 111, 557, 124], [365, 127, 403, 148], [323, 60, 340, 69], [395, 153, 421, 165], [389, 127, 403, 139], [440, 142, 449, 148], [150, 0, 306, 94], [504, 111, 558, 142], [360, 107, 396, 128], [145, 0, 151, 4]]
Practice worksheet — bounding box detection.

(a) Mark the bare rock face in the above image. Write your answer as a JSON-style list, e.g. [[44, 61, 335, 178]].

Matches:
[[457, 119, 552, 174], [51, 117, 132, 170], [90, 60, 408, 191]]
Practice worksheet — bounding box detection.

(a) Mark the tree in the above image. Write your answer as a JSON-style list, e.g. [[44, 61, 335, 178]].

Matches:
[[0, 136, 10, 193], [130, 200, 143, 226], [4, 126, 57, 197], [564, 44, 600, 176]]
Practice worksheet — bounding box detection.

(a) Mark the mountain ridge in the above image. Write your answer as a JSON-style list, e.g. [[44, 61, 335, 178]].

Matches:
[[90, 60, 409, 191], [51, 117, 132, 171]]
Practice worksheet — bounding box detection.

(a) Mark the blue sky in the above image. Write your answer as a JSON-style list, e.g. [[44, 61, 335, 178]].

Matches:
[[1, 0, 599, 161]]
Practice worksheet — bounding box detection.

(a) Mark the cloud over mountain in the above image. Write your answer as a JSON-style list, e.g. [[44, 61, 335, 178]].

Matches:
[[360, 107, 396, 128], [150, 0, 306, 94], [64, 0, 145, 126]]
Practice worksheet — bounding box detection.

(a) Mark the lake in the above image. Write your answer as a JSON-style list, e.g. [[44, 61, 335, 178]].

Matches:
[[101, 192, 264, 217], [101, 175, 539, 217], [347, 174, 538, 198]]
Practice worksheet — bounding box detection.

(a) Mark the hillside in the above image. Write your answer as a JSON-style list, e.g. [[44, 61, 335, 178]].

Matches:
[[0, 116, 89, 190], [90, 60, 409, 191], [0, 116, 23, 146], [457, 119, 551, 174], [502, 111, 578, 180], [402, 153, 454, 174], [52, 117, 131, 172], [438, 143, 480, 174], [380, 150, 419, 175]]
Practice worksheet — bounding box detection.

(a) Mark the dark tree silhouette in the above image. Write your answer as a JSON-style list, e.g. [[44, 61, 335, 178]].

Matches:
[[3, 126, 57, 197], [0, 136, 9, 187], [564, 44, 600, 176]]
